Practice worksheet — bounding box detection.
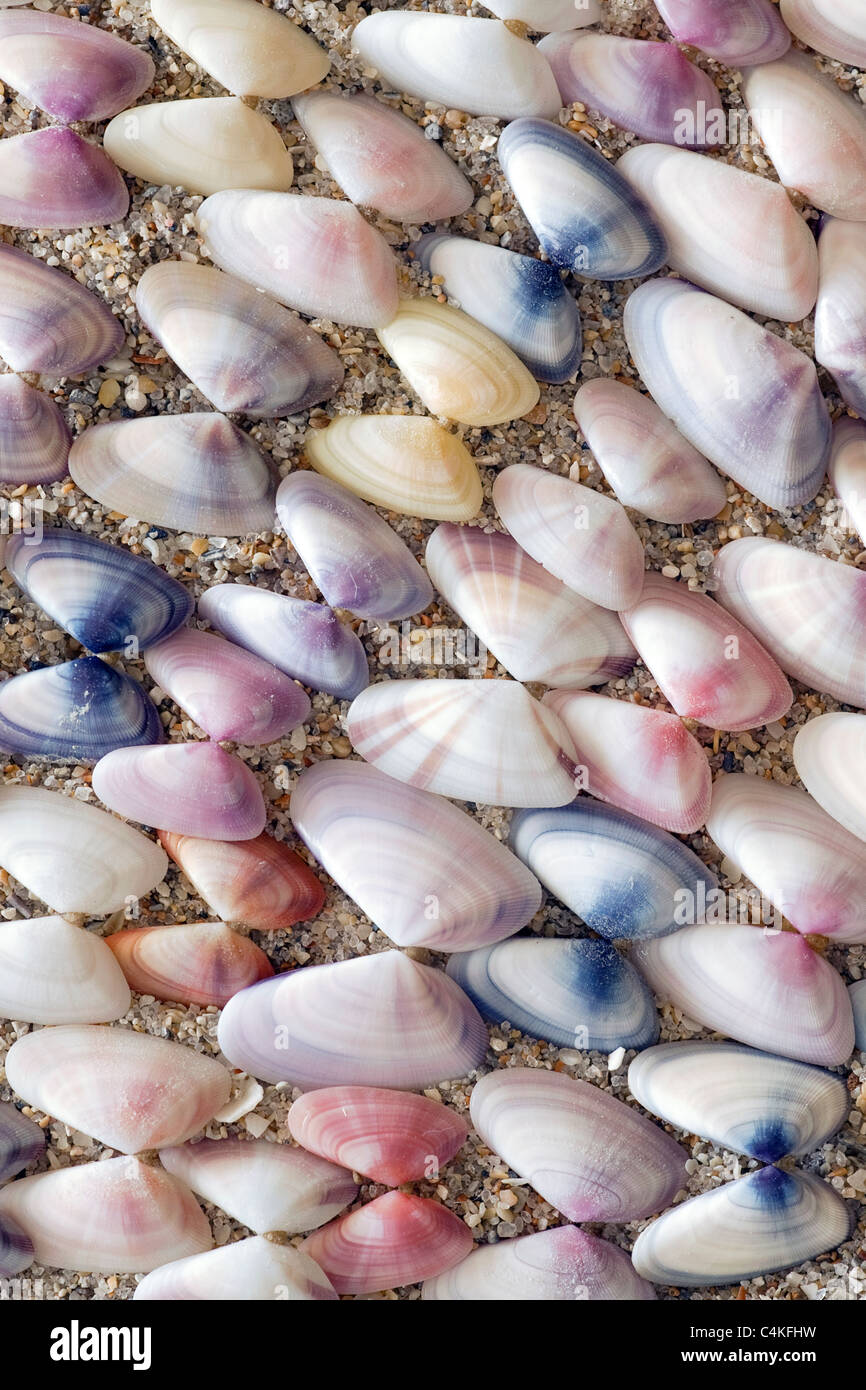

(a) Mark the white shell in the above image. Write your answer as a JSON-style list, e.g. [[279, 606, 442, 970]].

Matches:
[[377, 298, 540, 428], [780, 0, 866, 66], [628, 1042, 848, 1162], [479, 0, 602, 31], [0, 784, 167, 915], [0, 916, 130, 1025], [159, 1137, 357, 1234], [346, 678, 579, 808], [422, 1226, 656, 1301], [150, 0, 330, 98], [793, 712, 866, 845], [492, 463, 645, 611], [5, 1024, 232, 1153], [104, 97, 293, 197], [134, 1235, 337, 1300], [741, 52, 866, 221], [292, 92, 472, 224], [617, 144, 818, 322], [544, 689, 711, 834], [197, 191, 399, 330], [713, 537, 866, 709], [632, 1167, 853, 1289], [351, 11, 561, 120], [816, 218, 866, 416], [632, 924, 855, 1067], [425, 523, 636, 688]]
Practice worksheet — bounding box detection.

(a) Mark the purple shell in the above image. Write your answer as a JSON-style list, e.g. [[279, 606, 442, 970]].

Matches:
[[0, 242, 123, 376], [0, 375, 70, 485], [92, 741, 267, 841], [0, 1102, 45, 1185], [0, 128, 129, 230], [0, 10, 154, 122]]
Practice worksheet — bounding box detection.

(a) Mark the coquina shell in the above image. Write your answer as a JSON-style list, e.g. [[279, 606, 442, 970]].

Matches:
[[159, 829, 325, 931], [794, 712, 866, 844], [134, 1236, 337, 1301], [0, 374, 71, 485], [0, 915, 131, 1026], [0, 1102, 44, 1185], [423, 1226, 656, 1302], [815, 218, 866, 416], [106, 921, 273, 1008], [478, 0, 602, 31], [780, 0, 866, 67], [0, 9, 154, 121], [0, 242, 123, 376], [0, 127, 129, 230], [653, 0, 790, 65], [150, 0, 330, 98], [92, 742, 267, 841]]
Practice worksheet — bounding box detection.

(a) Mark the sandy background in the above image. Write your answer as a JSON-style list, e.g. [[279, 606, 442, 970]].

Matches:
[[0, 0, 864, 1301]]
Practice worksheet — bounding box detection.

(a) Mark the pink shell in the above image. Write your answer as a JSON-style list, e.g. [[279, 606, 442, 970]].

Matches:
[[92, 742, 267, 841], [288, 1086, 469, 1186], [159, 829, 325, 929], [106, 921, 273, 1007], [301, 1191, 474, 1294]]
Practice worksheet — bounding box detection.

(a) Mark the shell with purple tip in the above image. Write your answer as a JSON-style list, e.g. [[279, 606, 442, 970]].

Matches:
[[0, 1103, 44, 1185], [144, 628, 310, 745], [793, 713, 866, 845], [290, 760, 541, 952], [815, 218, 866, 417], [0, 374, 70, 485], [618, 571, 793, 733], [470, 1068, 686, 1223], [632, 924, 854, 1066], [653, 0, 790, 65], [0, 128, 129, 229], [624, 279, 830, 511], [0, 242, 123, 377], [159, 829, 324, 930], [0, 1213, 32, 1279], [544, 689, 711, 834], [493, 463, 645, 611], [134, 1236, 337, 1300], [92, 742, 267, 841], [0, 10, 154, 121], [0, 916, 130, 1025], [347, 678, 579, 808], [106, 921, 273, 1007], [217, 949, 488, 1088], [423, 1226, 656, 1301], [287, 1086, 469, 1187]]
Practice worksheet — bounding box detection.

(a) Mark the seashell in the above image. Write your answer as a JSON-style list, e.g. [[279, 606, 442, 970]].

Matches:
[[197, 191, 399, 330], [510, 799, 720, 942], [539, 33, 724, 148], [377, 298, 540, 428], [479, 0, 602, 30], [69, 413, 275, 537], [851, 979, 866, 1052], [617, 144, 819, 323], [290, 760, 542, 952], [446, 937, 659, 1051], [0, 242, 123, 377], [0, 784, 167, 916], [134, 1235, 337, 1301], [415, 233, 581, 384], [135, 262, 344, 420], [197, 583, 369, 699], [0, 1156, 212, 1274], [275, 471, 433, 622], [0, 373, 70, 486], [706, 773, 866, 945], [217, 949, 489, 1088], [106, 921, 273, 1007], [425, 523, 636, 689], [422, 1226, 656, 1302], [0, 656, 162, 763], [351, 12, 561, 121], [497, 118, 667, 281], [829, 418, 866, 554], [492, 463, 645, 611], [104, 97, 292, 198], [653, 0, 790, 65], [0, 127, 129, 230], [573, 380, 726, 524], [305, 414, 482, 521], [301, 1191, 474, 1295], [628, 1042, 848, 1162], [543, 689, 711, 834], [470, 1068, 686, 1223], [0, 1213, 32, 1279], [159, 829, 324, 930], [816, 219, 866, 415], [623, 279, 830, 511], [0, 1103, 45, 1185], [292, 92, 473, 224], [780, 0, 866, 67], [713, 537, 866, 708], [143, 628, 311, 744], [92, 742, 267, 841], [150, 0, 329, 98], [631, 1167, 852, 1288], [0, 10, 154, 122], [287, 1086, 469, 1187], [632, 924, 855, 1066], [6, 525, 192, 654], [0, 916, 130, 1025], [346, 678, 579, 808], [794, 712, 866, 844], [618, 571, 793, 733], [741, 52, 866, 221], [5, 1025, 231, 1153], [160, 1137, 356, 1234]]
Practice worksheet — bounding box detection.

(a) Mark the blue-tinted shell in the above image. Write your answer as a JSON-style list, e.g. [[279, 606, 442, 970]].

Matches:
[[0, 657, 162, 763], [850, 979, 866, 1051], [447, 936, 658, 1051], [0, 1211, 33, 1278], [509, 800, 718, 941], [0, 1101, 45, 1185], [6, 527, 192, 654]]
